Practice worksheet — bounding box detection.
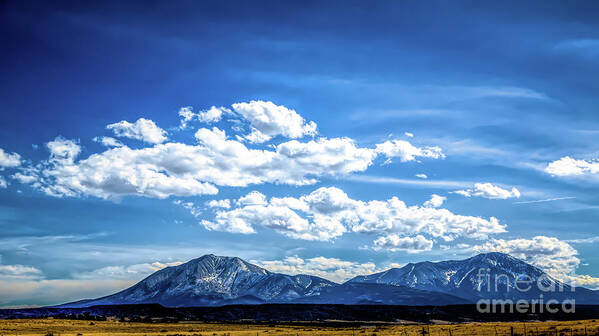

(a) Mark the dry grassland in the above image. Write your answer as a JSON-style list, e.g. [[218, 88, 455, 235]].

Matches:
[[1, 318, 599, 336]]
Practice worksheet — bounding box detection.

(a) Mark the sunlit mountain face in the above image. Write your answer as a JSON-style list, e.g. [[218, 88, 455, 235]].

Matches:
[[2, 1, 599, 308]]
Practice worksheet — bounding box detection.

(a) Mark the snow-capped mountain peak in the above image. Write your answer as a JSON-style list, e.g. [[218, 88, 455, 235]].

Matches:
[[348, 252, 599, 303], [59, 253, 599, 308], [60, 254, 334, 307]]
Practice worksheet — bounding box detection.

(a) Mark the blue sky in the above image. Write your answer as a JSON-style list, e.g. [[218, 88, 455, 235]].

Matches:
[[2, 0, 599, 307]]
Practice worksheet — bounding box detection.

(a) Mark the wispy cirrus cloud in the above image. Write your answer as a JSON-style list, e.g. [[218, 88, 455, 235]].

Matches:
[[513, 196, 576, 205], [347, 175, 471, 189], [554, 39, 599, 58]]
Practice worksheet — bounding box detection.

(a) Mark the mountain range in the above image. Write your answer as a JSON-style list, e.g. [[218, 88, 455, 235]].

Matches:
[[58, 252, 599, 307]]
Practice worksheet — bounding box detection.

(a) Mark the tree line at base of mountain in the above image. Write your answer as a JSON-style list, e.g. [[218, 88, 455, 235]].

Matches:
[[2, 304, 599, 323]]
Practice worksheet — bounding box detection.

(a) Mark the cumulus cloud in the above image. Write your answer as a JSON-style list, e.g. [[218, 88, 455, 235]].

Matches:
[[375, 139, 444, 163], [256, 256, 378, 283], [240, 128, 273, 144], [198, 187, 504, 243], [545, 156, 599, 177], [178, 106, 227, 129], [231, 100, 317, 143], [11, 172, 38, 184], [47, 137, 81, 164], [15, 101, 444, 200], [201, 190, 344, 240], [93, 136, 123, 147], [0, 148, 21, 168], [423, 194, 446, 208], [206, 199, 231, 209], [236, 190, 268, 206], [21, 129, 385, 199], [415, 173, 428, 179], [19, 136, 219, 199], [107, 118, 167, 144], [0, 176, 6, 188], [373, 234, 433, 252], [571, 275, 599, 289], [452, 183, 520, 199]]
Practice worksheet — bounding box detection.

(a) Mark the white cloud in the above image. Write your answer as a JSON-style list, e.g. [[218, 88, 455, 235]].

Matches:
[[231, 100, 317, 143], [20, 137, 219, 199], [514, 197, 576, 204], [173, 200, 202, 217], [404, 132, 414, 138], [206, 199, 231, 209], [423, 194, 446, 208], [566, 236, 599, 244], [415, 173, 428, 179], [0, 264, 43, 280], [190, 128, 379, 186], [375, 139, 444, 163], [11, 172, 37, 184], [545, 156, 599, 177], [0, 148, 21, 168], [348, 175, 470, 189], [0, 176, 6, 188], [93, 136, 123, 147], [107, 118, 167, 144], [199, 187, 504, 242], [47, 137, 81, 164], [346, 193, 505, 242], [74, 261, 182, 280], [373, 234, 433, 252], [571, 275, 599, 289], [178, 106, 227, 129], [16, 104, 444, 200], [240, 128, 273, 144], [202, 192, 344, 240], [256, 256, 378, 283], [274, 137, 378, 181], [236, 191, 268, 206], [453, 183, 520, 199]]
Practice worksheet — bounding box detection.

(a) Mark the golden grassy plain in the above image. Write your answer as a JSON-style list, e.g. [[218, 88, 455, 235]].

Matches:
[[1, 319, 599, 336]]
